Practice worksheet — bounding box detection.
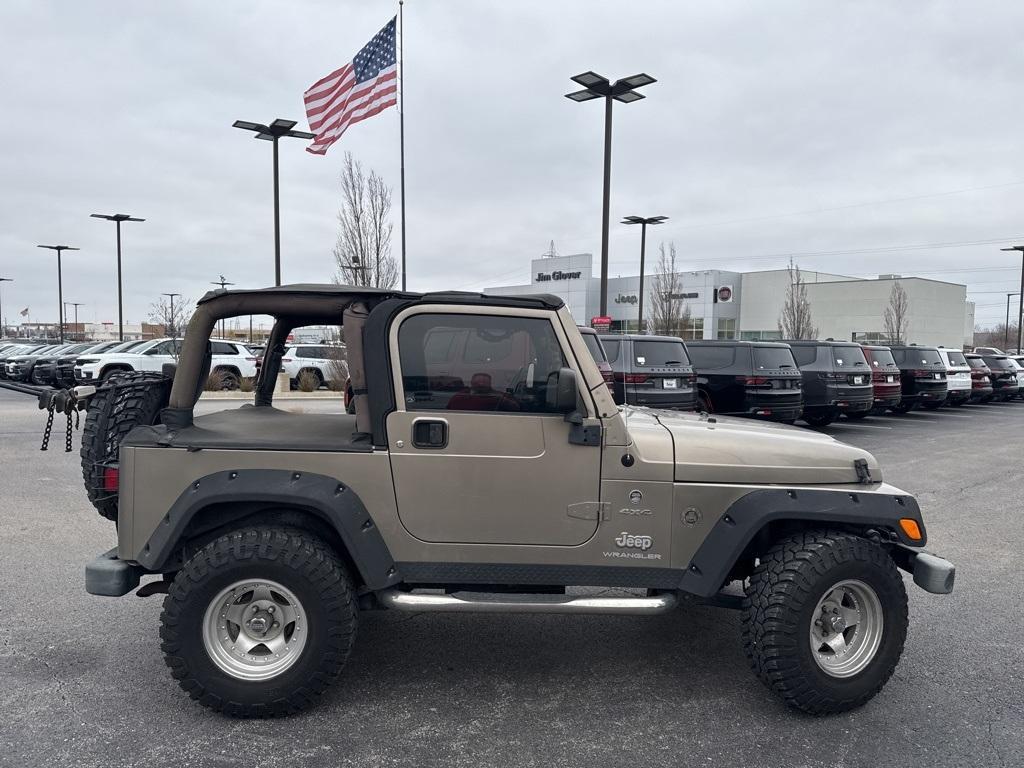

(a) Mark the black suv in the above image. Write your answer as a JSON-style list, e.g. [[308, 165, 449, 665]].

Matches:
[[786, 340, 874, 427], [888, 345, 947, 412], [978, 353, 1021, 401], [599, 334, 696, 410], [686, 341, 803, 422]]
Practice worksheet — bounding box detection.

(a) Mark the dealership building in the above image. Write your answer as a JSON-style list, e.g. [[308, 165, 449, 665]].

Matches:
[[486, 252, 974, 348]]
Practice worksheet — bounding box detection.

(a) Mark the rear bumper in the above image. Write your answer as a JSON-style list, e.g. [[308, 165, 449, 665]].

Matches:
[[970, 385, 994, 401], [85, 548, 145, 596], [629, 388, 696, 410], [890, 545, 956, 594], [945, 389, 971, 404]]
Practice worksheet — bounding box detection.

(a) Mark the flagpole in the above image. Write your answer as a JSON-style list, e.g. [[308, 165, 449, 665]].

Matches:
[[399, 0, 407, 291]]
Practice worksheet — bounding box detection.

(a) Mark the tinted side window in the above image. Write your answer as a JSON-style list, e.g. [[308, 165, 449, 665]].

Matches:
[[399, 314, 566, 414], [211, 342, 237, 355], [580, 333, 608, 363], [688, 345, 736, 370], [602, 339, 621, 364], [790, 345, 817, 366]]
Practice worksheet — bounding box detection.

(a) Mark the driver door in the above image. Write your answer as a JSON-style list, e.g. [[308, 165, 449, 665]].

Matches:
[[387, 307, 602, 546]]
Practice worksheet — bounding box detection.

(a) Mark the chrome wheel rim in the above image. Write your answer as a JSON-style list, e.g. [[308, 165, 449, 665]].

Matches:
[[202, 579, 307, 681], [809, 579, 883, 678]]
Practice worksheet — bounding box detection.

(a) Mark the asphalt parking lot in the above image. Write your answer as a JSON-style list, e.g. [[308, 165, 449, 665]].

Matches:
[[1, 390, 1022, 768]]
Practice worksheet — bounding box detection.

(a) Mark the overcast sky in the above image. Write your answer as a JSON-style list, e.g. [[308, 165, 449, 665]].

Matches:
[[2, 0, 1024, 330]]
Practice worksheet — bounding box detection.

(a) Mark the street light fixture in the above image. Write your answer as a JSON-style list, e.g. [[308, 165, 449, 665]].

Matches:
[[64, 302, 85, 341], [161, 293, 182, 338], [1006, 292, 1021, 351], [210, 276, 235, 338], [1000, 246, 1024, 352], [0, 277, 12, 339], [37, 245, 80, 342], [91, 213, 145, 341], [566, 71, 657, 317], [232, 118, 315, 287], [622, 215, 668, 333]]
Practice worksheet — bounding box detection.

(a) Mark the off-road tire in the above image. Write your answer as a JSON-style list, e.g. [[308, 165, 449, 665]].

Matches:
[[160, 527, 357, 717], [80, 371, 171, 522], [741, 530, 908, 715], [213, 367, 240, 390]]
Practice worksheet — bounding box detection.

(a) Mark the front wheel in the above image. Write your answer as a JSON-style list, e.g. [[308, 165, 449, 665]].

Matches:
[[742, 530, 908, 715], [160, 527, 358, 717]]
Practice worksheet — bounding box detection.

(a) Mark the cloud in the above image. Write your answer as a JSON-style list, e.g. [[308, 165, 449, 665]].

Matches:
[[1, 0, 1022, 329]]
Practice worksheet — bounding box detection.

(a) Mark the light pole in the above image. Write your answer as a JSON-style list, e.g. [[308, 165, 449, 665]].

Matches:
[[1000, 246, 1024, 352], [161, 293, 181, 338], [1006, 292, 1021, 351], [91, 213, 145, 341], [566, 71, 656, 317], [232, 119, 315, 286], [37, 245, 80, 342], [622, 215, 668, 333], [211, 276, 235, 338], [0, 277, 11, 338], [64, 302, 85, 341]]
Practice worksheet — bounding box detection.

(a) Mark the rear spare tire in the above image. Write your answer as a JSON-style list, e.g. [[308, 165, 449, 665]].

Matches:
[[80, 371, 171, 522]]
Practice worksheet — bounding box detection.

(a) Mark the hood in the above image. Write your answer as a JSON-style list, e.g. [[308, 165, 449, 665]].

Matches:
[[629, 407, 881, 486]]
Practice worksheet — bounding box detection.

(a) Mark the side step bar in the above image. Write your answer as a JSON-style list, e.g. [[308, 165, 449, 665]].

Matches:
[[377, 588, 677, 615]]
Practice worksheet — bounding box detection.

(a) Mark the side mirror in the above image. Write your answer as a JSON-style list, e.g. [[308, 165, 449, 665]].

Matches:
[[546, 367, 579, 414]]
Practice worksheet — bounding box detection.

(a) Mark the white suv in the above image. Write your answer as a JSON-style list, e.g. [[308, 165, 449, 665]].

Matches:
[[936, 347, 972, 406], [281, 343, 347, 388], [1008, 356, 1024, 399], [76, 338, 257, 388]]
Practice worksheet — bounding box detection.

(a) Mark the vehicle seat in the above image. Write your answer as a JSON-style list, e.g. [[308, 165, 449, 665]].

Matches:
[[447, 372, 521, 412]]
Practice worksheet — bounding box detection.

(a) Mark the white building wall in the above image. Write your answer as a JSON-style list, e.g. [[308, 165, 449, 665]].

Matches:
[[486, 253, 595, 323], [963, 301, 976, 348], [739, 269, 852, 337], [805, 278, 968, 347]]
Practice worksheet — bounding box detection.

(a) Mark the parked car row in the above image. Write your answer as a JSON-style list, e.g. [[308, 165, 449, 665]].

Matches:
[[586, 332, 1024, 427], [0, 338, 258, 389]]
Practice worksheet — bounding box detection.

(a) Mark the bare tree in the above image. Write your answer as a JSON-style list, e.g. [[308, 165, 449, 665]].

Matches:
[[883, 281, 909, 345], [333, 152, 399, 288], [778, 259, 818, 339], [148, 296, 193, 338], [649, 242, 692, 337]]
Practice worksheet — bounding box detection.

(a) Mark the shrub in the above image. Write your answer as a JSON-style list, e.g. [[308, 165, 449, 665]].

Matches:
[[297, 370, 320, 392], [239, 376, 255, 392], [203, 370, 227, 391]]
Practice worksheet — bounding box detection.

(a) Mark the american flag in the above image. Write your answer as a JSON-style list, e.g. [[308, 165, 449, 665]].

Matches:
[[304, 17, 398, 155]]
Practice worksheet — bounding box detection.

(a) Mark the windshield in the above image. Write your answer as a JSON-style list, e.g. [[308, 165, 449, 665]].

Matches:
[[753, 346, 797, 370], [986, 357, 1012, 370], [945, 351, 968, 367], [110, 339, 147, 353], [832, 346, 867, 368], [632, 340, 689, 367], [867, 349, 896, 367], [580, 333, 608, 363], [907, 349, 942, 365]]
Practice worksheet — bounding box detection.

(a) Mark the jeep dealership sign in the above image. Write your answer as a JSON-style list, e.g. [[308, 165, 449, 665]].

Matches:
[[536, 270, 582, 282]]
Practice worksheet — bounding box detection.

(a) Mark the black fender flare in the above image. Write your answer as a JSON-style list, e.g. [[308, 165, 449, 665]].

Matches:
[[678, 487, 925, 597], [135, 469, 401, 590]]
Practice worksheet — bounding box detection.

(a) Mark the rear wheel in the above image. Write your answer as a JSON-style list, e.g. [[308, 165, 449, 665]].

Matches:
[[742, 530, 908, 715], [802, 412, 834, 427], [698, 391, 714, 413], [214, 368, 240, 390], [160, 527, 357, 717], [890, 401, 914, 414]]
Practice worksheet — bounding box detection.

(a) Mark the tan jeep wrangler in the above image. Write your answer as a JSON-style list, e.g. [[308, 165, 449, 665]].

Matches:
[[79, 284, 955, 717]]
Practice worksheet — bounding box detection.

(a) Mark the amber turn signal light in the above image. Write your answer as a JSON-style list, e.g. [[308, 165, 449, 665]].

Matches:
[[899, 518, 923, 541]]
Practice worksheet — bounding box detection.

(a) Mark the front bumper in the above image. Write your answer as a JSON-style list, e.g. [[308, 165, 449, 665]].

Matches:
[[891, 544, 956, 594], [85, 548, 145, 596]]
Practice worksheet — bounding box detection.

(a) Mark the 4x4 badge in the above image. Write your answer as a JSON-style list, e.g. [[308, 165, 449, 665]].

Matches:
[[615, 532, 653, 551]]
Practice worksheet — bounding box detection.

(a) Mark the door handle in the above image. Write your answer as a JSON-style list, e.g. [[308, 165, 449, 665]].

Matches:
[[412, 419, 448, 449]]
